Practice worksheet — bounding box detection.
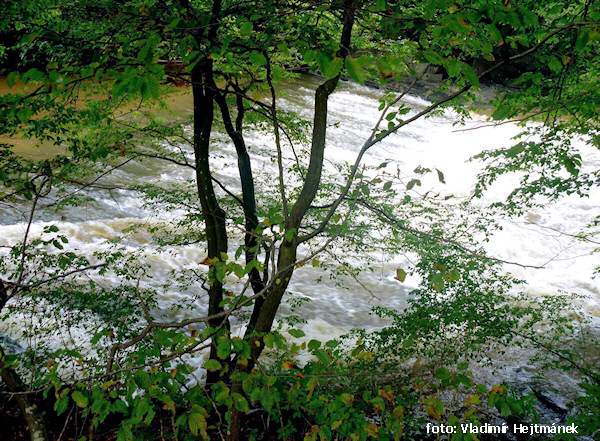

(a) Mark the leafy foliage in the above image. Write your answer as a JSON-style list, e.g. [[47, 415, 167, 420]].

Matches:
[[1, 0, 600, 440]]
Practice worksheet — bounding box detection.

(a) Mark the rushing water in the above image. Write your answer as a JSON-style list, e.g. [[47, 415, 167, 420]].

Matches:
[[1, 76, 599, 396]]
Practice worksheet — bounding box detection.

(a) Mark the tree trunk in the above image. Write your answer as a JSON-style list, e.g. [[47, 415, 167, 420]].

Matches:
[[213, 92, 265, 301], [192, 58, 230, 385], [0, 353, 50, 441], [191, 0, 230, 387], [1, 281, 50, 441], [228, 3, 356, 440], [248, 0, 356, 361]]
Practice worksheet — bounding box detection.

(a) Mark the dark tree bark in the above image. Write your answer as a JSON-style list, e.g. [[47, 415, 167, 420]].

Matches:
[[248, 0, 356, 365], [191, 0, 230, 386], [0, 282, 50, 441], [227, 3, 357, 440], [213, 92, 265, 301], [1, 348, 50, 441], [190, 1, 358, 438]]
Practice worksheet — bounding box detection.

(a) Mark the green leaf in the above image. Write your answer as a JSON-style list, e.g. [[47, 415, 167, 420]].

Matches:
[[314, 348, 331, 365], [203, 359, 222, 372], [575, 29, 590, 51], [548, 56, 562, 73], [423, 51, 443, 64], [188, 411, 207, 436], [308, 339, 321, 350], [436, 169, 445, 183], [315, 52, 332, 76], [456, 374, 473, 387], [232, 263, 246, 278], [217, 337, 231, 359], [55, 394, 69, 415], [492, 103, 513, 120], [134, 370, 151, 389], [395, 268, 406, 282], [6, 71, 18, 88], [375, 57, 392, 75], [259, 386, 278, 410], [486, 24, 503, 43], [464, 394, 482, 406], [159, 394, 175, 411], [264, 333, 275, 349], [324, 58, 344, 79], [463, 64, 479, 87], [345, 58, 365, 84], [249, 51, 267, 67], [232, 393, 249, 412], [521, 10, 539, 26], [113, 400, 128, 414], [288, 328, 305, 338], [340, 393, 353, 405], [406, 179, 421, 190], [117, 426, 133, 441], [375, 0, 387, 9], [432, 273, 444, 292], [303, 50, 316, 63], [138, 43, 151, 63], [24, 67, 44, 82], [17, 108, 32, 124], [306, 377, 318, 397], [510, 400, 523, 415], [240, 21, 253, 35], [72, 390, 88, 408], [435, 367, 451, 380], [133, 397, 150, 418], [506, 144, 524, 157], [214, 262, 226, 283]]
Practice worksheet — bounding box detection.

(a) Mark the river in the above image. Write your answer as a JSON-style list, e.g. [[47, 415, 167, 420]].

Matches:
[[1, 75, 599, 401]]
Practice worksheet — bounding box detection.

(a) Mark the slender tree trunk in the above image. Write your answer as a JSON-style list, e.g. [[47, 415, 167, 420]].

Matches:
[[248, 0, 356, 363], [192, 58, 230, 385], [191, 0, 230, 387], [214, 90, 271, 441], [0, 283, 50, 441], [213, 93, 265, 302], [1, 349, 50, 441], [228, 4, 356, 440]]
